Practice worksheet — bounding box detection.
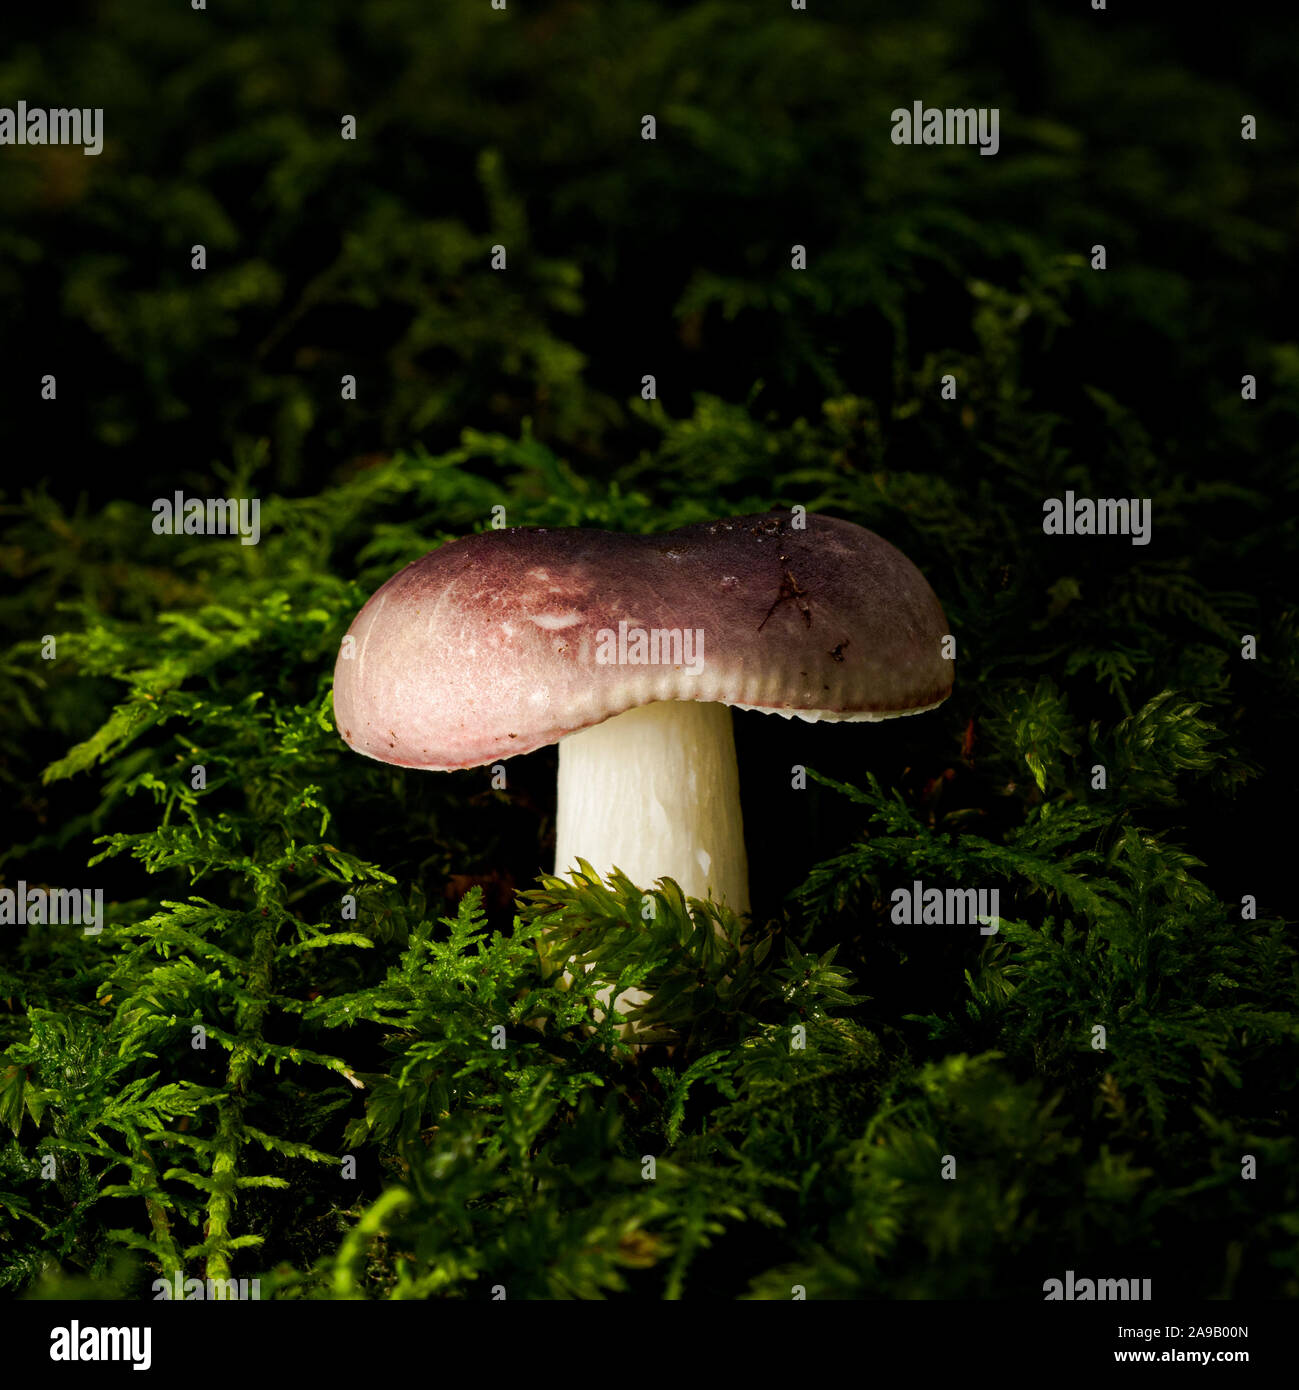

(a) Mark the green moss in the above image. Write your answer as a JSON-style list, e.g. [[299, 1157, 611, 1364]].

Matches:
[[1, 0, 1296, 1299]]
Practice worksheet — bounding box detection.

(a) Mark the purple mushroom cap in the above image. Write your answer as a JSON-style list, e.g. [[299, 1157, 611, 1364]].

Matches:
[[333, 512, 952, 770]]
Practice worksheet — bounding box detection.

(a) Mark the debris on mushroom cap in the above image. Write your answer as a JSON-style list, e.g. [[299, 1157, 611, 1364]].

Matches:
[[332, 513, 953, 771]]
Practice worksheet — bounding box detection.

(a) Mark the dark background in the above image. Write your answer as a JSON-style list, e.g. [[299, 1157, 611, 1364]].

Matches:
[[0, 0, 1295, 1303]]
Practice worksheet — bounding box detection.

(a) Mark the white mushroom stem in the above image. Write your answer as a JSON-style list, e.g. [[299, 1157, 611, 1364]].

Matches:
[[554, 701, 749, 1029], [555, 701, 749, 912]]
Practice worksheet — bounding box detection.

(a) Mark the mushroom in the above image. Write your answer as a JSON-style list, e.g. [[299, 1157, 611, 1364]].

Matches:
[[333, 512, 952, 1022]]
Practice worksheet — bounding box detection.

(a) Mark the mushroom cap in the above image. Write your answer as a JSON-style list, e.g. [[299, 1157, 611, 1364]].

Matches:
[[333, 513, 953, 770]]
